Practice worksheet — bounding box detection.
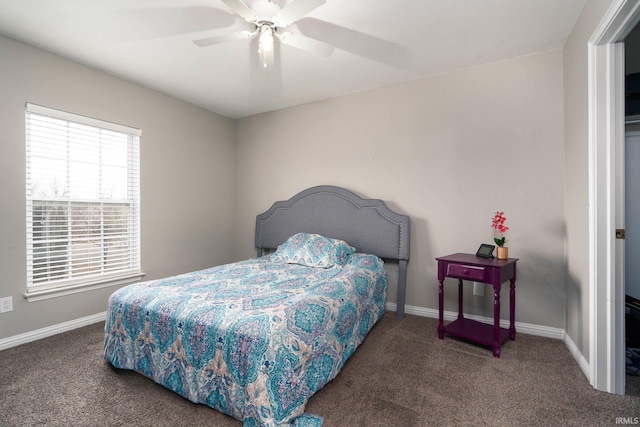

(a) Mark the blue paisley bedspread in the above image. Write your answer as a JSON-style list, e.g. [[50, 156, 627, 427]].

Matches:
[[103, 253, 387, 426]]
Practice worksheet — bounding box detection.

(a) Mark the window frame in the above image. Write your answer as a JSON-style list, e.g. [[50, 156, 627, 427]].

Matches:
[[24, 103, 143, 301]]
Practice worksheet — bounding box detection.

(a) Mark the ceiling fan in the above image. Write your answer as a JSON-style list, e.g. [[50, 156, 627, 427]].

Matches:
[[193, 0, 335, 69]]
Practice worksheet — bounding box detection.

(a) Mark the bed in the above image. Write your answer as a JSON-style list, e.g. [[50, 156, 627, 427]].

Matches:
[[103, 185, 410, 426]]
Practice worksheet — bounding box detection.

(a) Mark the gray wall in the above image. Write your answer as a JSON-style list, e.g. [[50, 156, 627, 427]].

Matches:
[[235, 49, 567, 328], [0, 35, 236, 340]]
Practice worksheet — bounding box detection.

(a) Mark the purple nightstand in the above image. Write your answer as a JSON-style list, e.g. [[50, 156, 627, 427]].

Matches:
[[436, 253, 518, 358]]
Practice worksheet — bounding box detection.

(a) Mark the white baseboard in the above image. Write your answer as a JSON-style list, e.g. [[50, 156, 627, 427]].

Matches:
[[563, 331, 591, 382], [0, 311, 106, 351], [387, 302, 565, 339]]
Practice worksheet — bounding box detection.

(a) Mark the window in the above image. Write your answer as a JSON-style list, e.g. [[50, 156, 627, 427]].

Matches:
[[25, 103, 141, 299]]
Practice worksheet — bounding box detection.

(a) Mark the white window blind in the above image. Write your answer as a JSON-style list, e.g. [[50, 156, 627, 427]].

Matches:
[[25, 103, 141, 292]]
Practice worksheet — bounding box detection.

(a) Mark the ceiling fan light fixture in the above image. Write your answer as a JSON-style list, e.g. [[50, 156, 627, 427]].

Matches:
[[258, 26, 274, 69], [196, 0, 333, 70]]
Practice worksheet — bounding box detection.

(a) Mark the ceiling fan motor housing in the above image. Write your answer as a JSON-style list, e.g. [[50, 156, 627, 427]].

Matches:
[[252, 0, 281, 24]]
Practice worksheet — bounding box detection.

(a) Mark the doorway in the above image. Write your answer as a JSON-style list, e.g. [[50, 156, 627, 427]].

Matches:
[[624, 21, 640, 389], [622, 13, 640, 396], [625, 130, 640, 394], [588, 0, 640, 395]]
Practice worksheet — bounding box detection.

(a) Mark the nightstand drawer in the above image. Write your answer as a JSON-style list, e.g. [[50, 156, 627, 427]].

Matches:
[[446, 264, 487, 281]]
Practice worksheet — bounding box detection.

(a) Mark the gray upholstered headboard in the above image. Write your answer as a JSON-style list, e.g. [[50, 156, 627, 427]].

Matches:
[[255, 185, 410, 318]]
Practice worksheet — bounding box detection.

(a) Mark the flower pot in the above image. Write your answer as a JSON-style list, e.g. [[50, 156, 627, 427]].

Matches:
[[497, 246, 509, 260]]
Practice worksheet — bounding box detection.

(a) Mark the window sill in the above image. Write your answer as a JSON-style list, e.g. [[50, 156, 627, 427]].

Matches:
[[24, 272, 145, 302]]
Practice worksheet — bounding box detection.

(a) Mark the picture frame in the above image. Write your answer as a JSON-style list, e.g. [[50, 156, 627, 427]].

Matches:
[[476, 243, 495, 258]]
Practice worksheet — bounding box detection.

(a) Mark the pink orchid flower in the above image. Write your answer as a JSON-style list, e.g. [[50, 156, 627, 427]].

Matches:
[[491, 211, 509, 247]]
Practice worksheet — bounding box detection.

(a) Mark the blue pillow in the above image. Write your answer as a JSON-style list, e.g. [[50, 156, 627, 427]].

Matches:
[[273, 233, 356, 268]]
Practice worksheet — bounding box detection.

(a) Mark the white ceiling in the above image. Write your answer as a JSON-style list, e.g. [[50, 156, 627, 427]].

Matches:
[[0, 0, 585, 119]]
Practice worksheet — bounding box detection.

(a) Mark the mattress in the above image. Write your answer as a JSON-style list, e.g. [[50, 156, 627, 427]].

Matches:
[[103, 253, 387, 426]]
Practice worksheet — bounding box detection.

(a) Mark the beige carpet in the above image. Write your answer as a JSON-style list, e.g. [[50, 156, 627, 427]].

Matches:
[[1, 312, 639, 426]]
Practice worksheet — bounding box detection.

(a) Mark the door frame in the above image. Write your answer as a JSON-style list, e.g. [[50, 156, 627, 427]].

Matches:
[[588, 0, 640, 394]]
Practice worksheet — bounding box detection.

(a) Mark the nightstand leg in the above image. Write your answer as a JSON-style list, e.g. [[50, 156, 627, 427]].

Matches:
[[457, 279, 463, 320], [493, 285, 501, 358], [438, 279, 444, 339], [509, 278, 516, 341]]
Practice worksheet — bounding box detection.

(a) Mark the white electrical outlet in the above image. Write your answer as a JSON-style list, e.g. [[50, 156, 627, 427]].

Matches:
[[0, 296, 13, 313], [473, 282, 484, 297]]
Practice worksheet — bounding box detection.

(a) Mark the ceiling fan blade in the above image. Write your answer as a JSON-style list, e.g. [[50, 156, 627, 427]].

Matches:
[[274, 0, 326, 27], [295, 18, 412, 69], [193, 30, 256, 47], [220, 0, 256, 22], [279, 32, 334, 57]]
